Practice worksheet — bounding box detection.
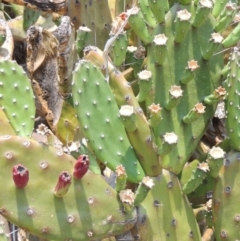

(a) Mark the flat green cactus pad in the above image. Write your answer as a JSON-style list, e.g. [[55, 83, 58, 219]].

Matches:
[[72, 60, 145, 183], [137, 170, 201, 241], [0, 135, 136, 241], [147, 3, 223, 174], [213, 151, 240, 241], [0, 60, 35, 137]]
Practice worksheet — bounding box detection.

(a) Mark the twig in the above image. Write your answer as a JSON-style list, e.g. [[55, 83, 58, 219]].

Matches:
[[103, 0, 137, 83]]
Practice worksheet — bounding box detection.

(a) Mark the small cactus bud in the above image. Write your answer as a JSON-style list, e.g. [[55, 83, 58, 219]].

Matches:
[[54, 171, 72, 198], [115, 165, 127, 192], [76, 26, 92, 56], [148, 103, 162, 127], [192, 0, 213, 27], [153, 34, 168, 65], [134, 176, 154, 206], [158, 132, 178, 156], [202, 33, 224, 60], [207, 146, 225, 177], [119, 105, 136, 132], [187, 60, 199, 72], [204, 86, 226, 105], [174, 9, 191, 43], [119, 189, 135, 212], [181, 60, 199, 84], [183, 103, 206, 124], [126, 7, 153, 43], [73, 155, 89, 179], [12, 164, 29, 189], [137, 70, 152, 102], [165, 85, 183, 110]]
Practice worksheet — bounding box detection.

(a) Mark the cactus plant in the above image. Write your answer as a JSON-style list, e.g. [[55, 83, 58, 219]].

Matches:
[[0, 60, 35, 137], [0, 1, 238, 241]]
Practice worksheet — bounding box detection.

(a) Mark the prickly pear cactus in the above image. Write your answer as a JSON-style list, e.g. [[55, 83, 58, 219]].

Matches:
[[224, 47, 240, 150], [72, 59, 145, 183], [147, 2, 224, 174], [0, 0, 238, 241], [0, 135, 137, 241], [0, 60, 35, 137], [84, 46, 162, 177], [213, 151, 240, 241], [137, 170, 202, 241]]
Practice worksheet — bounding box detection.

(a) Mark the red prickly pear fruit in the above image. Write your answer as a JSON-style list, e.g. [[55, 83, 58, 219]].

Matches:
[[73, 155, 89, 179], [12, 164, 29, 189], [54, 171, 72, 198]]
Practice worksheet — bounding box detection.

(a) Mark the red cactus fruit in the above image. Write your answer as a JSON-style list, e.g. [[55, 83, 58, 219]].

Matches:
[[54, 171, 72, 198], [73, 155, 89, 179], [12, 164, 29, 189]]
